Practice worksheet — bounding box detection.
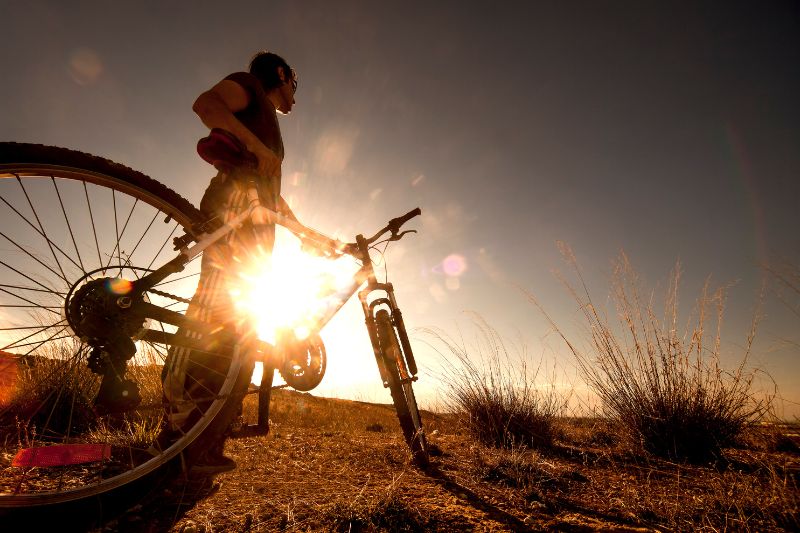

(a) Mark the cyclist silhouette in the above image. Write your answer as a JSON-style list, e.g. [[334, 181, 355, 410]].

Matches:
[[159, 51, 305, 474]]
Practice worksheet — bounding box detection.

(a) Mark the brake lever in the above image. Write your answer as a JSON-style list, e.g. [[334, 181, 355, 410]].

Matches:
[[389, 230, 417, 241]]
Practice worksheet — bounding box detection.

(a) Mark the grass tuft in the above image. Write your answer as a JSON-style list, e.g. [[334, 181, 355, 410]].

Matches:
[[429, 317, 562, 450], [535, 246, 773, 463], [323, 495, 426, 532]]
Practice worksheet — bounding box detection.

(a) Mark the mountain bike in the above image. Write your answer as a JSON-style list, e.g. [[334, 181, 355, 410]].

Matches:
[[0, 142, 428, 513]]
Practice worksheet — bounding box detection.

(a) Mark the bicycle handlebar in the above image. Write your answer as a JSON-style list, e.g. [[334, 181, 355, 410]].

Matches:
[[386, 208, 422, 239], [363, 207, 422, 245]]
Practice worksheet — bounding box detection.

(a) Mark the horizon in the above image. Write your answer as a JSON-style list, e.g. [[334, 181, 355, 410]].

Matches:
[[1, 1, 798, 418]]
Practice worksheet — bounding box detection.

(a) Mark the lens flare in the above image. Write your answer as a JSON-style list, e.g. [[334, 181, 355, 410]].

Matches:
[[229, 231, 357, 345], [0, 351, 19, 408], [442, 254, 467, 277], [106, 277, 133, 295]]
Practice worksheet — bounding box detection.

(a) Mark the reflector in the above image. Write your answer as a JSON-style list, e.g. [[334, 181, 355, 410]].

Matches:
[[12, 444, 112, 468]]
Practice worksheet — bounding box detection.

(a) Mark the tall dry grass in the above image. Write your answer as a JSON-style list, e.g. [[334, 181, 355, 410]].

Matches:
[[534, 246, 773, 462], [767, 258, 800, 323], [427, 317, 563, 449], [1, 339, 164, 448]]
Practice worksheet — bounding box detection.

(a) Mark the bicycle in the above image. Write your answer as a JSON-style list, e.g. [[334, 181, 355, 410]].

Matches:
[[0, 141, 428, 512]]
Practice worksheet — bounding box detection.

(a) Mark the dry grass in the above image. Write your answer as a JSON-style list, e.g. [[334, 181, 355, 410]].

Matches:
[[89, 390, 798, 532], [534, 247, 773, 463], [767, 258, 800, 323], [0, 340, 165, 450], [0, 340, 98, 442], [426, 318, 563, 450]]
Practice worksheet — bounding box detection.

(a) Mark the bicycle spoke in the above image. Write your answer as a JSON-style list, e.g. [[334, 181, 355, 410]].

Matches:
[[0, 230, 70, 287], [16, 176, 69, 284], [0, 319, 68, 350], [105, 189, 122, 274], [0, 323, 65, 331], [52, 176, 86, 275], [124, 209, 159, 267], [146, 222, 180, 270], [0, 193, 84, 275], [0, 283, 61, 309], [5, 333, 73, 352], [111, 197, 140, 276], [154, 270, 200, 287], [0, 259, 64, 297], [84, 181, 103, 269], [0, 282, 66, 296]]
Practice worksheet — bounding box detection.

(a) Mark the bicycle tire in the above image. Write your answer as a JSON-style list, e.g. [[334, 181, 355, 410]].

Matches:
[[374, 309, 429, 466], [0, 143, 241, 509]]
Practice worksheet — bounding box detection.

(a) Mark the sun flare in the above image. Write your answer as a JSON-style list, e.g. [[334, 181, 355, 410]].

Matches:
[[229, 230, 358, 347]]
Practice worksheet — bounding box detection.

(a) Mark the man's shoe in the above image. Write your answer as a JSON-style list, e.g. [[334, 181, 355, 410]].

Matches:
[[188, 453, 237, 476]]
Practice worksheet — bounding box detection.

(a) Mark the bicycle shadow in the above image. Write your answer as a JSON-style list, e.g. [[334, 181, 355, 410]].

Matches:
[[95, 470, 221, 532], [420, 461, 540, 533]]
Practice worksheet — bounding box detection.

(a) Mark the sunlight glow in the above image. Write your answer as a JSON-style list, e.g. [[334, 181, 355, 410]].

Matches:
[[229, 230, 358, 346]]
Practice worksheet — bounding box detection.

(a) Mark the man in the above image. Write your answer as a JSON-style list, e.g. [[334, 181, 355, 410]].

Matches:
[[159, 51, 302, 474]]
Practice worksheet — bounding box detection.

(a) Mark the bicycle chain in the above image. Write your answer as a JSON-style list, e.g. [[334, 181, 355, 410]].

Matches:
[[146, 287, 192, 304]]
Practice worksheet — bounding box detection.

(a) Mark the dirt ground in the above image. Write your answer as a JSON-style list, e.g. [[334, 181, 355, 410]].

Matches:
[[87, 389, 798, 532]]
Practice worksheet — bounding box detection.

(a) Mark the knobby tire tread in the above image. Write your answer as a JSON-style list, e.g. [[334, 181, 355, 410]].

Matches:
[[0, 142, 204, 224]]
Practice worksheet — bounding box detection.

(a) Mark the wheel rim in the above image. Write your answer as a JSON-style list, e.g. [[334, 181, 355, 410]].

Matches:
[[0, 164, 236, 505]]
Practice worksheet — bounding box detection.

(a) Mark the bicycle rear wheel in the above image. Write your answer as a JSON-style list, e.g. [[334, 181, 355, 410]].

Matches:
[[374, 309, 429, 466], [0, 143, 240, 510]]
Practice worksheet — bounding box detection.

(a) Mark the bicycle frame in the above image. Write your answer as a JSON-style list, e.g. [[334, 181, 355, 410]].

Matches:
[[128, 192, 420, 390]]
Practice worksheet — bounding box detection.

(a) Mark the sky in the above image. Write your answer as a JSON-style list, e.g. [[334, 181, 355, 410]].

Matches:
[[1, 1, 799, 416]]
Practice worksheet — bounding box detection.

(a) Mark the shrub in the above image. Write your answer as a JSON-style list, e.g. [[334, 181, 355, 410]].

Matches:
[[537, 247, 772, 463], [429, 318, 562, 449]]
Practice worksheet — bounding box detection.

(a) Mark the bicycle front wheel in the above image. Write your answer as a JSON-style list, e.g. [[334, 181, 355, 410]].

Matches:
[[0, 143, 240, 511], [375, 309, 429, 467]]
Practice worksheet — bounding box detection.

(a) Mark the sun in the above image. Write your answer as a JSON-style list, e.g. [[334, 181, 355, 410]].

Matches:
[[228, 228, 358, 373]]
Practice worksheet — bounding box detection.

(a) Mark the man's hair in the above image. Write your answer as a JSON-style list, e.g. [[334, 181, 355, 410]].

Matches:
[[249, 51, 294, 90]]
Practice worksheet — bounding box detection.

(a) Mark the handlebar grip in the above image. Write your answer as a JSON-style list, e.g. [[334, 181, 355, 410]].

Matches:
[[388, 207, 422, 233]]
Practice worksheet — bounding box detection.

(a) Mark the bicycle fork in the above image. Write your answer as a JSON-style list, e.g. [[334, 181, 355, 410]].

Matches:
[[360, 283, 418, 387]]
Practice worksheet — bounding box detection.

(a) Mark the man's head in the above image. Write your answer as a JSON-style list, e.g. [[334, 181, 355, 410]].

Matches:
[[249, 51, 297, 114]]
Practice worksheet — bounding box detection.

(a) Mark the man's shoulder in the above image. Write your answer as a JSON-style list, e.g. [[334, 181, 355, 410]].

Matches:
[[224, 72, 262, 93]]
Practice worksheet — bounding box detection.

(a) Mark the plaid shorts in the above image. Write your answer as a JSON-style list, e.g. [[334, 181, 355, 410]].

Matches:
[[162, 171, 276, 431]]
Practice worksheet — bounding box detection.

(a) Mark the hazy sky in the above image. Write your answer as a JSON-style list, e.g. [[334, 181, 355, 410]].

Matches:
[[2, 1, 799, 415]]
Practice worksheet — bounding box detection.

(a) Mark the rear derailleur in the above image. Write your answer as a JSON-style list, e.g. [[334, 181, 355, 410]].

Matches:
[[66, 276, 146, 415], [86, 336, 142, 416]]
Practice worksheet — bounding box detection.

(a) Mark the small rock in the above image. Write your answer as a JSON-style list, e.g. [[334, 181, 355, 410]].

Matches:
[[529, 501, 547, 512], [180, 521, 197, 533], [430, 429, 440, 436]]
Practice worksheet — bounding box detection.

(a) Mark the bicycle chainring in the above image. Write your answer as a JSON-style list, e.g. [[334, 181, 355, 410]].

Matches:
[[278, 333, 327, 392]]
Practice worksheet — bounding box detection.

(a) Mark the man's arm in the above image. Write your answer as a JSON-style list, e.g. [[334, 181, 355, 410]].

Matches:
[[193, 80, 280, 178], [277, 196, 338, 256], [277, 195, 299, 224]]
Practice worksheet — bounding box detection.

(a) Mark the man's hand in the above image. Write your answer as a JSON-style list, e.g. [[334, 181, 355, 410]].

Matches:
[[251, 143, 281, 179], [300, 233, 346, 259]]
